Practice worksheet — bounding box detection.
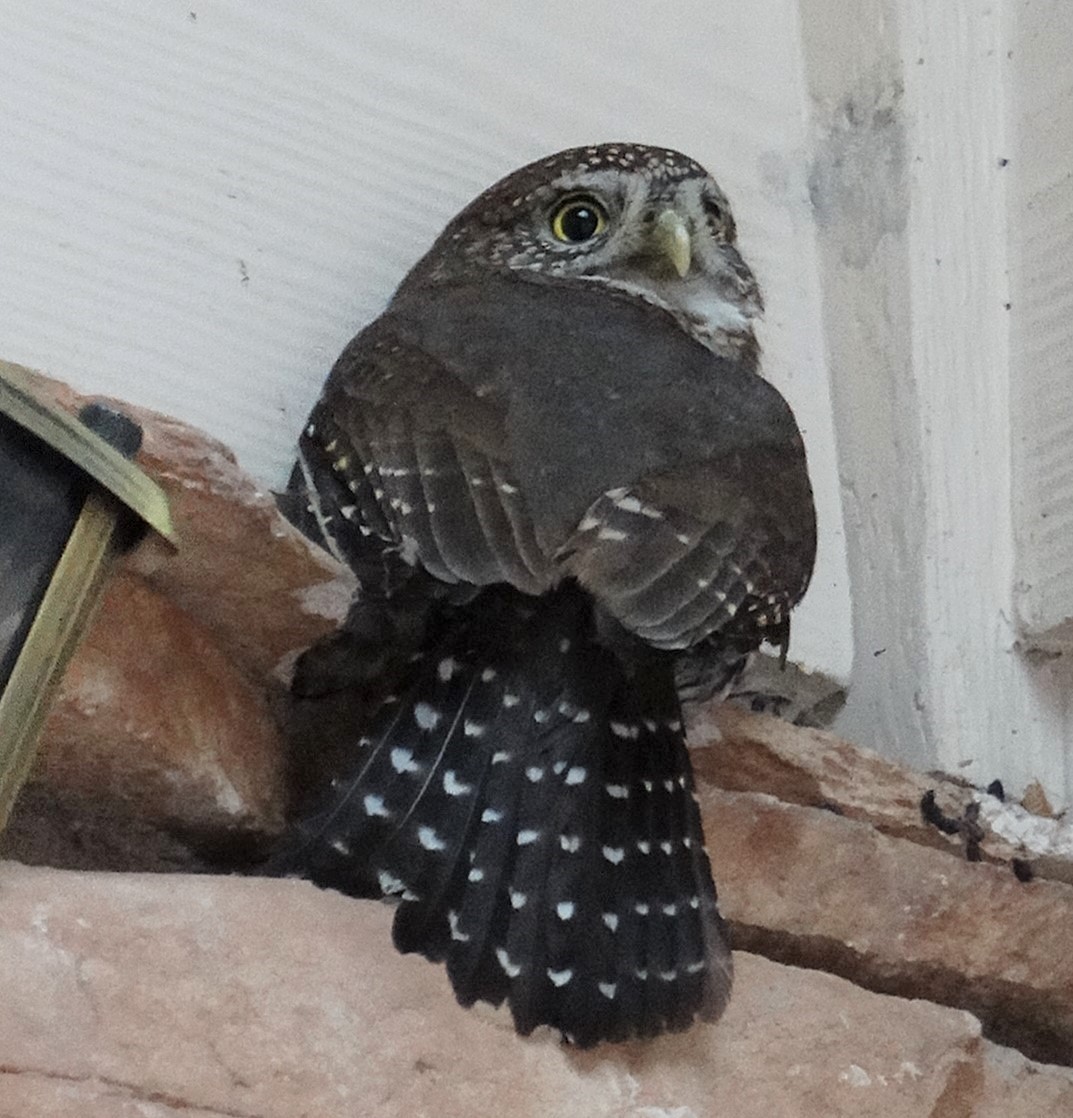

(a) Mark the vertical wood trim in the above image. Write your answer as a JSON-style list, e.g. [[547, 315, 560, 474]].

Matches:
[[1008, 1, 1073, 647], [803, 0, 1073, 806], [799, 0, 933, 768]]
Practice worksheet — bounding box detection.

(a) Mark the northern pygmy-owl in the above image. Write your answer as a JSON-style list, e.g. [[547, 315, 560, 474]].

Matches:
[[270, 143, 816, 1047]]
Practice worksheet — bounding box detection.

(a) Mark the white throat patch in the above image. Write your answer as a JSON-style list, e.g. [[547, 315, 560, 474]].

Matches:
[[579, 273, 754, 353]]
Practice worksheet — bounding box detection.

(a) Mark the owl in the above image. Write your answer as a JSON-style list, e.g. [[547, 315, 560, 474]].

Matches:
[[270, 143, 816, 1047]]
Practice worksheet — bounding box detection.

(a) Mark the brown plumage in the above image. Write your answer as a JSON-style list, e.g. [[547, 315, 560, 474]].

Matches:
[[268, 142, 816, 1046]]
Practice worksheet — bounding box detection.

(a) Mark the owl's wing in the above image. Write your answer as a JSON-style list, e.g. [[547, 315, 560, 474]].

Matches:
[[293, 274, 815, 654], [291, 321, 554, 599], [557, 448, 815, 651]]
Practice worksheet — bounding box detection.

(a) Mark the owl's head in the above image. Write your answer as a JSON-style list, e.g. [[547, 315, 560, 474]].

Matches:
[[400, 142, 762, 352]]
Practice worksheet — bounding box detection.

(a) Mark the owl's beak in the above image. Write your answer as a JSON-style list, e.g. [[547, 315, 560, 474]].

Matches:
[[652, 210, 692, 278]]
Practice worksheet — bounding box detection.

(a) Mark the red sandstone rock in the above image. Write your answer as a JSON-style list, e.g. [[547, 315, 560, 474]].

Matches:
[[689, 704, 1073, 886], [34, 571, 285, 838], [5, 365, 333, 860], [0, 862, 1070, 1118], [11, 363, 356, 684], [701, 786, 1073, 1066]]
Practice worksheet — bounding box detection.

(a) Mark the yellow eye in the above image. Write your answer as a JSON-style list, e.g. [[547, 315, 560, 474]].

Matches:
[[550, 196, 608, 243]]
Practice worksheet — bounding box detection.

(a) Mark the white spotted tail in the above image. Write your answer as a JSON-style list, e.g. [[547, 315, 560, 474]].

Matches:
[[267, 583, 731, 1046]]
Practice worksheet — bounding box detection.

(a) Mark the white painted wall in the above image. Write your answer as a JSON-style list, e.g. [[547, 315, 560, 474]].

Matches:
[[4, 1, 1071, 806], [0, 0, 852, 683]]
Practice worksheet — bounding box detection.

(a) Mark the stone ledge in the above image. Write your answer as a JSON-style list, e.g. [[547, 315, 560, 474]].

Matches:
[[1, 863, 1071, 1118], [699, 786, 1073, 1065], [690, 703, 1073, 886]]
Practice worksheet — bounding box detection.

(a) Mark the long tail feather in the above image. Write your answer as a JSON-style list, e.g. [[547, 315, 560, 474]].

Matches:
[[266, 583, 731, 1046]]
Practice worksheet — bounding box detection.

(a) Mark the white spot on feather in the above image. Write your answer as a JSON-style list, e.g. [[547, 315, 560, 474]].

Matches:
[[443, 770, 472, 796], [496, 948, 522, 977], [363, 794, 391, 818], [417, 826, 446, 851], [377, 870, 407, 896], [414, 702, 440, 731], [390, 747, 419, 774]]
